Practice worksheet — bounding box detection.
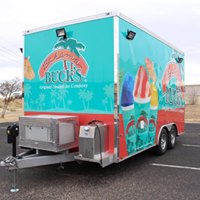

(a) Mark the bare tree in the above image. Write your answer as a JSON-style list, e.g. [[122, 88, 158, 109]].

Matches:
[[187, 87, 197, 105], [0, 78, 21, 118]]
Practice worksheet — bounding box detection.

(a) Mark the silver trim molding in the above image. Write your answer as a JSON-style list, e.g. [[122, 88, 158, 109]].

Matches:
[[156, 123, 174, 144]]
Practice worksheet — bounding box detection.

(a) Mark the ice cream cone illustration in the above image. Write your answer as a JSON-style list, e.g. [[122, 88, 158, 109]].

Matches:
[[121, 73, 136, 154], [134, 66, 151, 149], [24, 57, 35, 80]]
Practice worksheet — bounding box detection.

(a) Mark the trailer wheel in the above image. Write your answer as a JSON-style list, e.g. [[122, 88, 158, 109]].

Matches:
[[154, 129, 168, 155], [168, 126, 177, 149]]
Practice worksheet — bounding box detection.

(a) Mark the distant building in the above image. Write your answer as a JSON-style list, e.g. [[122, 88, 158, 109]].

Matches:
[[185, 85, 200, 105]]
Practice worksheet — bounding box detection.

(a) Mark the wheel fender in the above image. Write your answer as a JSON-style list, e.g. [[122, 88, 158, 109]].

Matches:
[[156, 123, 175, 144]]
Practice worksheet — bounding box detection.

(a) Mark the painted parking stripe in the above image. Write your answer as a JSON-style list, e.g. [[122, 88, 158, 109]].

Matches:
[[0, 127, 7, 129], [152, 163, 200, 171], [182, 144, 200, 148]]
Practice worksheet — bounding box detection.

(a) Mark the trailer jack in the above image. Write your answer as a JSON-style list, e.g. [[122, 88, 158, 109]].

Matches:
[[0, 156, 19, 192], [0, 149, 76, 192], [10, 169, 19, 192]]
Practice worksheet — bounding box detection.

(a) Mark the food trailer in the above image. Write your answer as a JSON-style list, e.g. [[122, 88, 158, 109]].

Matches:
[[1, 11, 185, 192]]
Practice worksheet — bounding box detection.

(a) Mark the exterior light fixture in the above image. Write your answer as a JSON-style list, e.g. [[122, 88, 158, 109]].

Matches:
[[56, 28, 67, 39], [126, 30, 136, 40], [175, 57, 183, 63]]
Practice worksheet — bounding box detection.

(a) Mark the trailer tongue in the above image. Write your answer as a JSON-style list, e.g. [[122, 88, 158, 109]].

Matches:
[[0, 11, 184, 192], [0, 116, 116, 192], [19, 115, 117, 166], [1, 115, 117, 169]]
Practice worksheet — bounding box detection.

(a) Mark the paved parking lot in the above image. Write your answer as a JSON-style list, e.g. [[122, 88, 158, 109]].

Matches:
[[0, 123, 200, 200]]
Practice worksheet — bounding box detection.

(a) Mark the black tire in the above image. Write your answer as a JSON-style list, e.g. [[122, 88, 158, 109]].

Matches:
[[154, 129, 168, 155], [76, 160, 85, 165], [168, 126, 177, 149]]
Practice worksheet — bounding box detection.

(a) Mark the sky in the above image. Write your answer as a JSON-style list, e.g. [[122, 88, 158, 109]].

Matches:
[[0, 0, 199, 85]]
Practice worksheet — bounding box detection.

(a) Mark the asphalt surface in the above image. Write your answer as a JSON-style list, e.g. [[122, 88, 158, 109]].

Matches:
[[0, 123, 200, 200]]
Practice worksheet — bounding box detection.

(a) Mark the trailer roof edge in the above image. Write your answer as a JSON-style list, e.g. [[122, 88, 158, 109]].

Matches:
[[24, 11, 184, 55], [24, 11, 115, 35], [117, 12, 184, 55]]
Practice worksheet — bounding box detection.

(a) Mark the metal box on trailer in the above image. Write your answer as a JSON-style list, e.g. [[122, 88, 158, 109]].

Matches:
[[19, 115, 79, 152], [79, 124, 109, 159]]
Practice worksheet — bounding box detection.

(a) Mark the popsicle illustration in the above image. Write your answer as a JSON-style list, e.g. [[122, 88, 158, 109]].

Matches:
[[145, 58, 156, 82], [134, 66, 151, 103], [150, 82, 158, 109], [24, 57, 35, 80]]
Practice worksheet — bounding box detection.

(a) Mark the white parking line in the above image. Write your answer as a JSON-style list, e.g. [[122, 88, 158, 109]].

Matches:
[[0, 127, 7, 129], [182, 144, 200, 148], [152, 163, 200, 171]]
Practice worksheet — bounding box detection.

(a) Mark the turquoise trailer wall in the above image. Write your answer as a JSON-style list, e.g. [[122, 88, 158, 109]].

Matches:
[[24, 17, 114, 114], [24, 14, 185, 160], [118, 18, 184, 157]]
